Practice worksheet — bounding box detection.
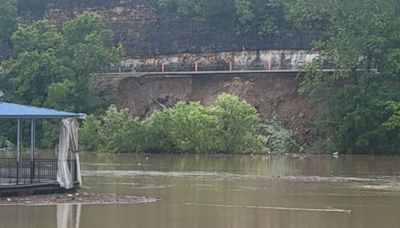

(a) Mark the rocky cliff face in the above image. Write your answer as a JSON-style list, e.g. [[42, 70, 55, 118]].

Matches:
[[1, 2, 316, 69], [45, 2, 314, 57], [91, 72, 318, 149]]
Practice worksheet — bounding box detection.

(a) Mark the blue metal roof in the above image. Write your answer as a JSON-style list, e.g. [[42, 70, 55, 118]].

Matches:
[[0, 102, 86, 119]]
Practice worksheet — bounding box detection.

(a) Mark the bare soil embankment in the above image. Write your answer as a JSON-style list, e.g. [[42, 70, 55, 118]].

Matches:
[[91, 72, 318, 150]]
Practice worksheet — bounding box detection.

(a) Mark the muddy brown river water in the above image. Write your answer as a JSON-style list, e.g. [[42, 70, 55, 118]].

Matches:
[[1, 153, 400, 228]]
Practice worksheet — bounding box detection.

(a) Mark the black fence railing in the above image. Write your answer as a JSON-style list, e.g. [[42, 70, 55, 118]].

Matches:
[[0, 158, 76, 186]]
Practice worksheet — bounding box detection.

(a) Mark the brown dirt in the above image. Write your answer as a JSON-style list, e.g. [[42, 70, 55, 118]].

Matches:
[[91, 72, 319, 150], [0, 192, 158, 206]]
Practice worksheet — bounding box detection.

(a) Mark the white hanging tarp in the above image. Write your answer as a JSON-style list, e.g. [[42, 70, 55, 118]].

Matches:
[[68, 118, 82, 186], [57, 118, 82, 189]]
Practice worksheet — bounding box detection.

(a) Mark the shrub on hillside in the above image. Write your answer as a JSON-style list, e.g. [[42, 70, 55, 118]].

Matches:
[[260, 115, 301, 153], [144, 101, 219, 153], [80, 94, 298, 154], [80, 105, 144, 153], [212, 93, 263, 153]]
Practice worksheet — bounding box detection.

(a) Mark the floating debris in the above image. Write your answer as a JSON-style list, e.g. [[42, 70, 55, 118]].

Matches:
[[0, 192, 159, 206]]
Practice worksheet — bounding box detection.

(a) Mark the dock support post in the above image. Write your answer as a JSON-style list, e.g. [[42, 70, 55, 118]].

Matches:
[[16, 119, 21, 185], [30, 119, 35, 183]]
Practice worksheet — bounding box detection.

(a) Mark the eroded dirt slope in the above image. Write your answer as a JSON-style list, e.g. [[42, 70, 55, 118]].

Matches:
[[91, 72, 318, 149]]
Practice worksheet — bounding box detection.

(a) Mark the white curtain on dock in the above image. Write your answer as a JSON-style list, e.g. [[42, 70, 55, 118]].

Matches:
[[57, 118, 82, 189]]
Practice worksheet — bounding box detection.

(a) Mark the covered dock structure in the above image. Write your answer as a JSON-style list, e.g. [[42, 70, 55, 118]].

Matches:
[[0, 102, 86, 196]]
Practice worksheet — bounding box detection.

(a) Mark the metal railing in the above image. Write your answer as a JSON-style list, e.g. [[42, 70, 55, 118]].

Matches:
[[0, 158, 76, 185]]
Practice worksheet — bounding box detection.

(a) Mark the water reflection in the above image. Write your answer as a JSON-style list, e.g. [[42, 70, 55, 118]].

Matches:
[[57, 204, 81, 228]]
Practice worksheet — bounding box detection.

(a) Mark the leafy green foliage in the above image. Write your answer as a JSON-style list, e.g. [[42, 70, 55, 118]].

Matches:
[[145, 94, 265, 153], [260, 115, 301, 153], [80, 105, 144, 153], [99, 105, 144, 153], [1, 12, 120, 112], [213, 93, 262, 153], [39, 120, 60, 148], [80, 94, 296, 154], [0, 12, 121, 148], [144, 101, 218, 153], [384, 102, 400, 130], [234, 0, 255, 34], [45, 79, 77, 111], [79, 114, 102, 151], [296, 0, 400, 154], [323, 84, 399, 153], [0, 0, 17, 43], [156, 0, 284, 35], [277, 0, 332, 33]]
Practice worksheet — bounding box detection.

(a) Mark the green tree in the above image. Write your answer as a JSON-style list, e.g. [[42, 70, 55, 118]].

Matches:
[[260, 115, 300, 153], [234, 0, 283, 35], [80, 105, 144, 153], [61, 12, 122, 112], [145, 101, 219, 153], [79, 114, 102, 151], [234, 0, 255, 34], [1, 12, 121, 111], [156, 0, 282, 35], [145, 94, 264, 153], [296, 0, 400, 153], [80, 94, 275, 154], [213, 93, 261, 153], [0, 12, 121, 148], [384, 101, 400, 130], [0, 0, 17, 43], [2, 19, 69, 106], [99, 105, 144, 153], [278, 0, 332, 33], [45, 79, 77, 111], [143, 107, 176, 153]]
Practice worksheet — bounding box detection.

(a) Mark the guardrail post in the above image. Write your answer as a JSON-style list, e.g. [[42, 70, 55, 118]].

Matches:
[[161, 63, 165, 72], [268, 56, 272, 70]]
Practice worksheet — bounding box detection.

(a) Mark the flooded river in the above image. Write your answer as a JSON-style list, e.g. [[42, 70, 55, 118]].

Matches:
[[1, 154, 400, 228]]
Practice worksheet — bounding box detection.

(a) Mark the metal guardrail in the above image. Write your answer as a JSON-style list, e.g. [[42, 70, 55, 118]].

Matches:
[[0, 158, 76, 185]]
